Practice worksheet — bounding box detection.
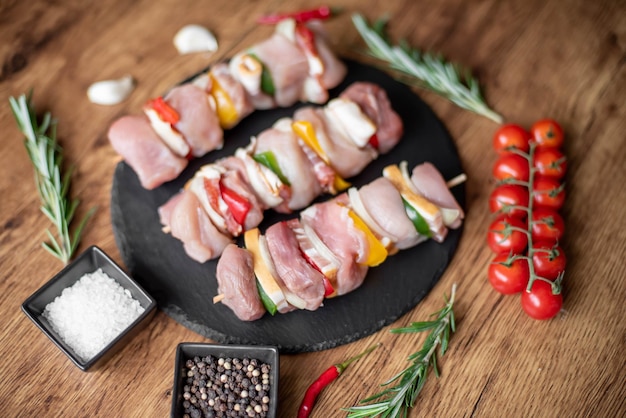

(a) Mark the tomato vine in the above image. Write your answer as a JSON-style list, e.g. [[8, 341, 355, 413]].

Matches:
[[487, 120, 566, 320]]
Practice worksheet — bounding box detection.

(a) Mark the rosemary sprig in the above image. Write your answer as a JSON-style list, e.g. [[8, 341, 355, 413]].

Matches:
[[9, 92, 95, 264], [352, 14, 503, 124], [344, 284, 457, 418]]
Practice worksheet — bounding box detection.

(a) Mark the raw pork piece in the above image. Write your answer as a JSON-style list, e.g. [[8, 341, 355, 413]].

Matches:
[[165, 83, 223, 157], [108, 115, 187, 190], [166, 190, 232, 263], [301, 201, 369, 296], [265, 222, 325, 311], [216, 244, 265, 321], [340, 82, 404, 154]]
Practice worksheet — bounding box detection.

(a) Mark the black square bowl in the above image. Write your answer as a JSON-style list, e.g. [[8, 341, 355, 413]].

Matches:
[[21, 245, 157, 371], [171, 343, 279, 418]]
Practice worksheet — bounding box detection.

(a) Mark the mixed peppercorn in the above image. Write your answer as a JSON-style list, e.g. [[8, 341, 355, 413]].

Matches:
[[181, 355, 272, 418]]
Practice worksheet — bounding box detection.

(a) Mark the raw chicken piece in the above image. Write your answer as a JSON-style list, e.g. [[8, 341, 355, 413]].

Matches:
[[217, 157, 265, 231], [356, 177, 424, 250], [300, 201, 369, 296], [249, 32, 310, 107], [255, 124, 321, 210], [293, 106, 377, 179], [216, 244, 265, 321], [108, 115, 187, 190], [307, 20, 347, 90], [340, 82, 404, 154], [165, 83, 223, 157], [193, 63, 255, 128], [166, 190, 232, 263], [411, 162, 465, 229]]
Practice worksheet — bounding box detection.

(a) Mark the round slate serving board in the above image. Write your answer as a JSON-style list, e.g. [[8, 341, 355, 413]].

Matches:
[[110, 60, 465, 354]]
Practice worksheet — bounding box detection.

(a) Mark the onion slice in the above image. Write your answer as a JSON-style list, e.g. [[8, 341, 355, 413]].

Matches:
[[347, 187, 392, 247]]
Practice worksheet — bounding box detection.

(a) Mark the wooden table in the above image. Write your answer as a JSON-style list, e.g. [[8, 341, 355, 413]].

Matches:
[[1, 0, 624, 416]]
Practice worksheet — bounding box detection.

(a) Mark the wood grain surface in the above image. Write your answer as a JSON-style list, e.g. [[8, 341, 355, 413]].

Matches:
[[1, 0, 624, 417]]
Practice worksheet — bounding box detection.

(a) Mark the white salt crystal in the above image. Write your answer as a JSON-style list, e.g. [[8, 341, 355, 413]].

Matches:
[[43, 268, 145, 362]]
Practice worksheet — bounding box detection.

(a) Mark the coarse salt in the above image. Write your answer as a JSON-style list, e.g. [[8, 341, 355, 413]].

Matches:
[[43, 268, 145, 362]]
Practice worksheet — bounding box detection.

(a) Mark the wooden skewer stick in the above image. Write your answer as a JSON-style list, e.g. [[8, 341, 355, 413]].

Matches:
[[446, 173, 467, 189], [212, 172, 469, 305]]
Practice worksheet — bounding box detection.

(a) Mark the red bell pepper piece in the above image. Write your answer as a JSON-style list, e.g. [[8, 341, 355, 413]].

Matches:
[[299, 247, 335, 297], [146, 96, 180, 125], [295, 23, 319, 58], [219, 182, 251, 227], [368, 133, 379, 149]]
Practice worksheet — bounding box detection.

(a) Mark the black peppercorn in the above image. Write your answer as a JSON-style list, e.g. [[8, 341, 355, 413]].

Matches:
[[180, 355, 272, 417]]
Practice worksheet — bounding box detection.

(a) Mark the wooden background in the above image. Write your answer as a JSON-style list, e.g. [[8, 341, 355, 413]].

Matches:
[[1, 0, 624, 417]]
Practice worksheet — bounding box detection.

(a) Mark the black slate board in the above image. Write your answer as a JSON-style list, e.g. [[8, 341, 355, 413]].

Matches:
[[110, 60, 465, 354]]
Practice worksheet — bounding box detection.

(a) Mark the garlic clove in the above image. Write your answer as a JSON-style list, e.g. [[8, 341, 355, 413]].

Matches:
[[87, 75, 135, 105], [173, 24, 218, 54]]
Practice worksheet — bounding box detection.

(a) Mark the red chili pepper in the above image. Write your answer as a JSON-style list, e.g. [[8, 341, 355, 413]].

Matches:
[[146, 96, 180, 125], [297, 343, 380, 418], [219, 182, 251, 227], [257, 5, 338, 25]]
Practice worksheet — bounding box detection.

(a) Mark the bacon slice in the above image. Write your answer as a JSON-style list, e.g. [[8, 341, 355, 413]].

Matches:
[[108, 115, 187, 190], [265, 222, 326, 311]]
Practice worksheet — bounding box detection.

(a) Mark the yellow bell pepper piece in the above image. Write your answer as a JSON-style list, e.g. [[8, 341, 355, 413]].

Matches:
[[292, 120, 330, 164], [292, 119, 351, 193], [348, 209, 388, 267], [332, 175, 351, 193], [209, 73, 239, 129]]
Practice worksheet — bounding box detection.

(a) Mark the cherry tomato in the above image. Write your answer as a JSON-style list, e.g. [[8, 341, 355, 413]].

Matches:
[[530, 119, 564, 149], [531, 208, 565, 243], [532, 241, 566, 280], [488, 252, 530, 294], [489, 184, 529, 218], [533, 148, 567, 179], [521, 280, 563, 320], [493, 124, 531, 154], [487, 216, 528, 254], [533, 176, 565, 210], [493, 154, 530, 182]]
